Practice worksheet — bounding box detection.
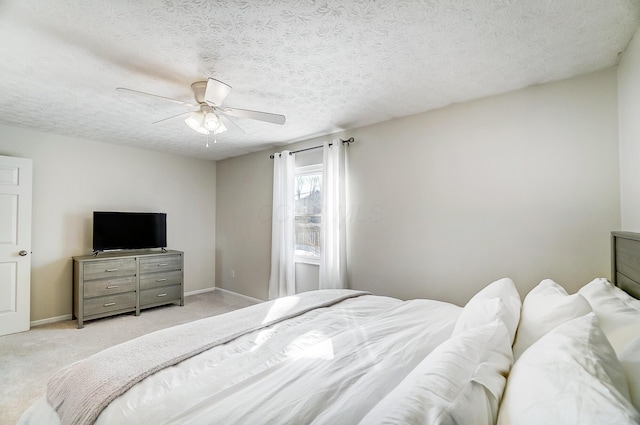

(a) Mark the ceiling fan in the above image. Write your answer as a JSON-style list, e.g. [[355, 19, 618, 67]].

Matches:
[[116, 78, 286, 143]]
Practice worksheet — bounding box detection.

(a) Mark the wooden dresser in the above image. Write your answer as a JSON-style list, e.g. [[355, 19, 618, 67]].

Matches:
[[73, 250, 184, 328]]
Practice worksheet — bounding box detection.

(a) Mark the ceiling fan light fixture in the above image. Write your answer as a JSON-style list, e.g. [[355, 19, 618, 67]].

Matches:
[[216, 120, 228, 134], [203, 112, 219, 131], [185, 111, 209, 134], [203, 112, 229, 134]]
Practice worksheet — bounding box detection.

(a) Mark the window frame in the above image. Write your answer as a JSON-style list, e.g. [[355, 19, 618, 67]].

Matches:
[[294, 163, 323, 265]]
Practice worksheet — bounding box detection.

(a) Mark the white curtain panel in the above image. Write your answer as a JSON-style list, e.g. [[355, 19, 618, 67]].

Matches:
[[320, 140, 348, 290], [268, 151, 296, 299]]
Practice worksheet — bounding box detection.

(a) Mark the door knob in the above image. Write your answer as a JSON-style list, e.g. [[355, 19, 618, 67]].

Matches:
[[18, 250, 28, 256]]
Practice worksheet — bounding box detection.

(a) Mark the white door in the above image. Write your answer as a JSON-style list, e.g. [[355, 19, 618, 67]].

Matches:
[[0, 155, 32, 336]]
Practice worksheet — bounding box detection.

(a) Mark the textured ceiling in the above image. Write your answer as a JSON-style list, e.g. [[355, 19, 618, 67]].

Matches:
[[0, 1, 638, 161]]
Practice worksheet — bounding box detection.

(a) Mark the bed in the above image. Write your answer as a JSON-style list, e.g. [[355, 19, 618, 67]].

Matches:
[[18, 231, 640, 425]]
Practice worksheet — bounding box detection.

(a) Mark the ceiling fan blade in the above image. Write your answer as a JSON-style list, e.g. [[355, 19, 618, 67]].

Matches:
[[116, 87, 196, 107], [152, 110, 194, 124], [217, 114, 245, 134], [204, 78, 232, 106], [222, 108, 286, 125]]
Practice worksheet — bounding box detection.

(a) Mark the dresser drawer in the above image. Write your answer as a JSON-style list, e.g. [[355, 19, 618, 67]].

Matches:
[[140, 285, 182, 306], [139, 270, 182, 290], [139, 255, 182, 274], [83, 258, 137, 280], [84, 292, 136, 316], [84, 276, 136, 298]]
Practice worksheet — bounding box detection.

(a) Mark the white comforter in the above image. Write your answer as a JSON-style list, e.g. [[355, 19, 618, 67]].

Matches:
[[20, 294, 461, 425]]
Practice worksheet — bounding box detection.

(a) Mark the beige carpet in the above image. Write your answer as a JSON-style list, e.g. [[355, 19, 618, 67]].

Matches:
[[0, 289, 258, 425]]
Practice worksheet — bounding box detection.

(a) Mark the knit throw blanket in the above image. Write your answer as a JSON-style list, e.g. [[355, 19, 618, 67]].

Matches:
[[47, 289, 369, 425]]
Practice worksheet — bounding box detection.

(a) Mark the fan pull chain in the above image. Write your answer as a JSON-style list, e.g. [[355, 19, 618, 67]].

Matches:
[[204, 130, 219, 148]]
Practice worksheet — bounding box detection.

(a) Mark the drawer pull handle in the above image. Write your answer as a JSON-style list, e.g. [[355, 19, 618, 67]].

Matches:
[[156, 278, 167, 282], [157, 293, 168, 297], [106, 269, 119, 272], [103, 302, 116, 307], [106, 285, 119, 289], [158, 263, 168, 267]]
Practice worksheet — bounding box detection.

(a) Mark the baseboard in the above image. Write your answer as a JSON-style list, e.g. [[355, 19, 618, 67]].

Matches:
[[31, 314, 73, 327], [213, 287, 264, 303], [184, 287, 216, 296]]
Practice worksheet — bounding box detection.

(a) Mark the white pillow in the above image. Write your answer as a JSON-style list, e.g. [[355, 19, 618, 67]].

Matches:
[[497, 313, 639, 425], [453, 298, 505, 336], [512, 279, 591, 359], [578, 278, 640, 353], [619, 336, 640, 412], [360, 320, 513, 425], [453, 278, 521, 344]]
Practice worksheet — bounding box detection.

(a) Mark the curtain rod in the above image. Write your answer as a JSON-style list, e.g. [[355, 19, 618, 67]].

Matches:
[[269, 137, 355, 159]]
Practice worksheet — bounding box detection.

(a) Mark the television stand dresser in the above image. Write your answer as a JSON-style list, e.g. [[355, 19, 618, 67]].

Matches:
[[73, 250, 184, 328]]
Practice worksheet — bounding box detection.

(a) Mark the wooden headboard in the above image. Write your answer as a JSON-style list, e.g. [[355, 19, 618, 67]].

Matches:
[[611, 231, 640, 299]]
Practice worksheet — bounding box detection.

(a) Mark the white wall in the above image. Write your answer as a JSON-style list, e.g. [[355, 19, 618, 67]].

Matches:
[[217, 68, 621, 304], [0, 124, 216, 322], [347, 69, 619, 304], [216, 148, 273, 300], [619, 26, 640, 230]]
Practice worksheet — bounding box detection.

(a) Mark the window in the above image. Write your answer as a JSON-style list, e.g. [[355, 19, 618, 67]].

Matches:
[[294, 164, 322, 263]]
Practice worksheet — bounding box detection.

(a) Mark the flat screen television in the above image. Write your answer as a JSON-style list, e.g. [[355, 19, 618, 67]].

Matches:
[[93, 211, 167, 252]]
